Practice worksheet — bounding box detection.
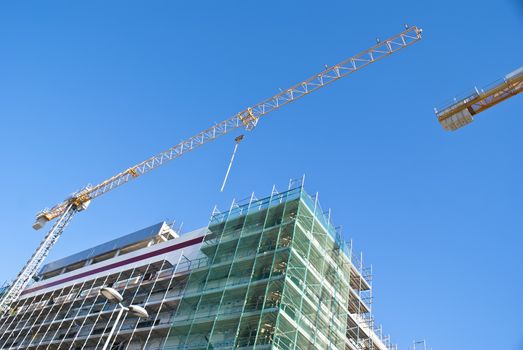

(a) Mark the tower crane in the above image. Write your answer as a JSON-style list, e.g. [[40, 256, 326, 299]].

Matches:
[[435, 66, 523, 131], [0, 26, 423, 313]]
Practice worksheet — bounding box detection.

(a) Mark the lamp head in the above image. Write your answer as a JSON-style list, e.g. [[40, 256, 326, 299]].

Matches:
[[100, 287, 123, 304], [128, 305, 149, 318]]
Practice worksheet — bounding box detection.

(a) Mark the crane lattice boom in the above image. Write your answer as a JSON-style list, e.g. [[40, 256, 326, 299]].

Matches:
[[34, 26, 422, 228], [0, 26, 422, 313]]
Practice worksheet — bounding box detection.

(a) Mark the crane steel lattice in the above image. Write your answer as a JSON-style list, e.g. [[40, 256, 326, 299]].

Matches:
[[0, 26, 423, 313], [435, 66, 523, 131]]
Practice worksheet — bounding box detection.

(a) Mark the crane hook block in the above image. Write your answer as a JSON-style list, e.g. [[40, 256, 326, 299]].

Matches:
[[235, 135, 245, 143]]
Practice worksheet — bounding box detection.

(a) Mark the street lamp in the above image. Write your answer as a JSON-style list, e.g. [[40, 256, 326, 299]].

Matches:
[[100, 287, 123, 303], [100, 287, 149, 350]]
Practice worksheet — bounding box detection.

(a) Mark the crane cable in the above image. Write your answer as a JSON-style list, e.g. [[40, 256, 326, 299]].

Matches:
[[220, 135, 244, 192]]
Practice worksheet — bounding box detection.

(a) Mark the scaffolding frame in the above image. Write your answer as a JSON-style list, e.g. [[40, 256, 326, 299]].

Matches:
[[158, 177, 395, 350]]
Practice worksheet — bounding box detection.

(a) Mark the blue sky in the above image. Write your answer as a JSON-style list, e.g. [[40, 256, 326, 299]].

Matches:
[[0, 1, 522, 349]]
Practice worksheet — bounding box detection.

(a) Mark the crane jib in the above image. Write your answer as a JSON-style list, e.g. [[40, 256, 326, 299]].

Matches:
[[33, 26, 422, 230]]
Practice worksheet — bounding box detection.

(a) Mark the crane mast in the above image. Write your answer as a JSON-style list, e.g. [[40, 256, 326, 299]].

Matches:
[[0, 26, 423, 313]]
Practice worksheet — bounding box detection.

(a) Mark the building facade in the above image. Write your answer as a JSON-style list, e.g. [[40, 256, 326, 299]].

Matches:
[[0, 182, 395, 350]]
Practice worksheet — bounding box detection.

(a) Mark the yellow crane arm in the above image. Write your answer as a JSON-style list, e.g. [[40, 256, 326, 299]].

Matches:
[[33, 25, 423, 230], [436, 66, 523, 131], [0, 26, 423, 314]]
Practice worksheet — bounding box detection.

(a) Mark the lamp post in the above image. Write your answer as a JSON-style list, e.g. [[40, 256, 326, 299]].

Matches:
[[100, 287, 149, 350]]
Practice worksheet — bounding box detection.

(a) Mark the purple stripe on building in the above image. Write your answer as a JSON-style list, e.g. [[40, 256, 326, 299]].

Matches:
[[22, 236, 205, 295]]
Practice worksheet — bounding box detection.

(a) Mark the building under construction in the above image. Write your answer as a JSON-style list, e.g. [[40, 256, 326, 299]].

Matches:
[[0, 181, 395, 350]]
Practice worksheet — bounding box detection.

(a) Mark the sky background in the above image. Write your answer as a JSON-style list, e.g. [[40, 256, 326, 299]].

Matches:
[[0, 1, 522, 349]]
